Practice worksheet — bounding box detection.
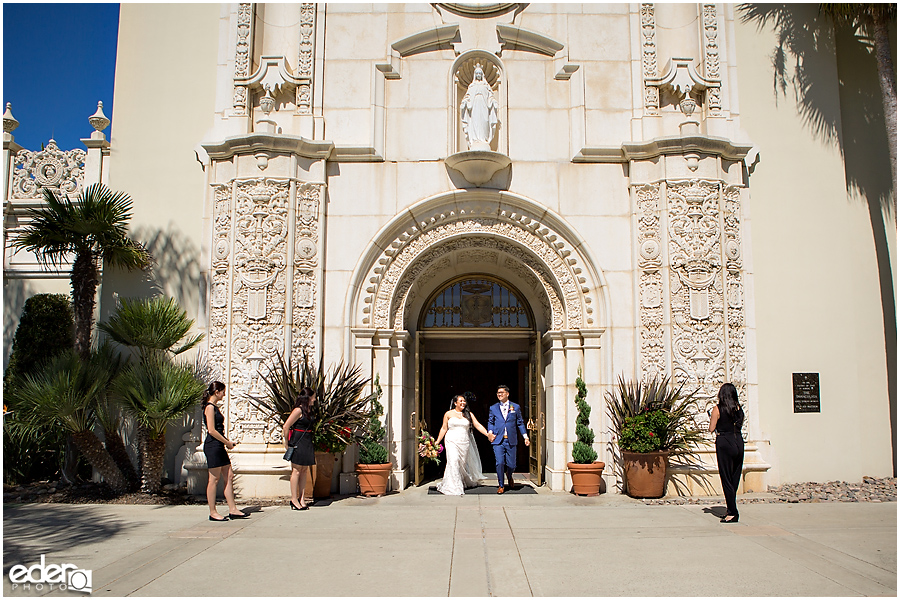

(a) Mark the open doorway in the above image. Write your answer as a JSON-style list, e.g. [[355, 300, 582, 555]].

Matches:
[[424, 359, 529, 482]]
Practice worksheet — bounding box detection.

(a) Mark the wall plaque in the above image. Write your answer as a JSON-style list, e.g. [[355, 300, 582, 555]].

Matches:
[[792, 373, 820, 413]]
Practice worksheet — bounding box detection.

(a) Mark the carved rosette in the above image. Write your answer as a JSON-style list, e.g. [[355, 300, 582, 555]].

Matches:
[[227, 179, 290, 441], [362, 204, 593, 332], [635, 183, 667, 381], [12, 141, 85, 199], [641, 3, 660, 116], [232, 3, 253, 116], [702, 4, 722, 114], [296, 3, 315, 114]]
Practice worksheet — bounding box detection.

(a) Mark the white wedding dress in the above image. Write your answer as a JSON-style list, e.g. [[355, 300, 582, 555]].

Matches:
[[436, 416, 485, 495]]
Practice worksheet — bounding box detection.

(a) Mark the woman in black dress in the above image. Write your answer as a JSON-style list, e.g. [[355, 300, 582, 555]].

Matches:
[[282, 386, 316, 510], [708, 383, 745, 523], [202, 382, 247, 521]]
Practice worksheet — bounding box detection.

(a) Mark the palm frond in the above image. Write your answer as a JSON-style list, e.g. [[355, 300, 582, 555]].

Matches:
[[99, 296, 204, 358], [112, 355, 206, 439]]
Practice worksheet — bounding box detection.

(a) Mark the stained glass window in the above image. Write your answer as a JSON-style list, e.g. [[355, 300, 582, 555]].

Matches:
[[421, 277, 530, 328]]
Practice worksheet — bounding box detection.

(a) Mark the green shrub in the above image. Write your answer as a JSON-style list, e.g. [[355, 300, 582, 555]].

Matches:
[[571, 366, 598, 464], [4, 294, 74, 389], [358, 375, 389, 464], [618, 409, 668, 453], [3, 294, 75, 485]]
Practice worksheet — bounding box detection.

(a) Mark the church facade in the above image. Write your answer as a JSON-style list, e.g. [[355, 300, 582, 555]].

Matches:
[[4, 3, 894, 496]]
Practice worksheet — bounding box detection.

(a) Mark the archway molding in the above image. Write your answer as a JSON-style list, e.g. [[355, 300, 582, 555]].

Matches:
[[346, 189, 610, 337]]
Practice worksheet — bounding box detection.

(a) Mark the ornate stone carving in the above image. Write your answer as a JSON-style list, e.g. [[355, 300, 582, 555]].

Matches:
[[291, 182, 323, 358], [12, 141, 85, 199], [362, 203, 592, 332], [460, 64, 500, 151], [210, 178, 292, 442], [296, 4, 315, 114], [702, 4, 722, 114], [723, 184, 747, 429], [667, 180, 724, 403], [635, 183, 667, 381], [232, 3, 253, 116], [640, 4, 660, 116]]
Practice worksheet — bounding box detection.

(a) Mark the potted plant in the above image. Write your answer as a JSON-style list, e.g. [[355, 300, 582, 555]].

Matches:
[[567, 366, 605, 496], [253, 351, 375, 498], [356, 374, 391, 496], [606, 375, 703, 498]]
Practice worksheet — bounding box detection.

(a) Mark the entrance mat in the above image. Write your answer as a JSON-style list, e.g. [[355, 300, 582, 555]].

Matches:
[[428, 484, 537, 495]]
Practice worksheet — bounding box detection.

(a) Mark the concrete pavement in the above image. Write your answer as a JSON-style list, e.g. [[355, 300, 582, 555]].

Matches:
[[3, 484, 896, 597]]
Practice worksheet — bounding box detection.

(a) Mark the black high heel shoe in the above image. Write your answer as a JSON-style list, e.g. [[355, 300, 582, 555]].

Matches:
[[209, 515, 229, 522], [290, 500, 308, 511], [721, 515, 739, 523], [228, 511, 249, 519]]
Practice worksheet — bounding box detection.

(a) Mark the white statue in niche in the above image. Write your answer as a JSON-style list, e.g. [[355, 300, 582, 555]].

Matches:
[[460, 64, 499, 151]]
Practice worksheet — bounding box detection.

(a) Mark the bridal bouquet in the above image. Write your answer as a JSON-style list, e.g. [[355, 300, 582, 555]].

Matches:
[[417, 429, 442, 465]]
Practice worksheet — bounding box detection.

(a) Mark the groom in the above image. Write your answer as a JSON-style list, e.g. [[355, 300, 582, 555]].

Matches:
[[487, 385, 529, 494]]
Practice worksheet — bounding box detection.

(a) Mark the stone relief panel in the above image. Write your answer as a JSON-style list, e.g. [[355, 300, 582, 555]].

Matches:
[[295, 4, 315, 114], [635, 183, 667, 380], [634, 178, 748, 433], [12, 141, 85, 199], [667, 179, 723, 402], [208, 184, 233, 379], [291, 182, 323, 360], [232, 3, 253, 116], [702, 4, 722, 115], [361, 202, 593, 333], [641, 3, 660, 116]]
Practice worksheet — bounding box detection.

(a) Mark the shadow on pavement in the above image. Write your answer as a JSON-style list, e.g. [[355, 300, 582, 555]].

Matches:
[[3, 504, 139, 570]]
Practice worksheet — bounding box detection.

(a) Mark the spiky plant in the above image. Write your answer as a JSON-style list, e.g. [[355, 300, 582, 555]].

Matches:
[[358, 374, 389, 465], [572, 366, 598, 464], [11, 184, 151, 360], [252, 351, 377, 453], [606, 375, 705, 454], [112, 355, 206, 493], [91, 343, 139, 490], [99, 296, 204, 361], [8, 350, 128, 492]]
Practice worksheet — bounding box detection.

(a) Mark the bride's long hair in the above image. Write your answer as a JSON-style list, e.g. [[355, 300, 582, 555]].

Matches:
[[450, 393, 474, 425]]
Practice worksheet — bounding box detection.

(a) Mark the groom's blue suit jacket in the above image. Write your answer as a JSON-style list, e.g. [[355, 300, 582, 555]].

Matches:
[[487, 402, 528, 445]]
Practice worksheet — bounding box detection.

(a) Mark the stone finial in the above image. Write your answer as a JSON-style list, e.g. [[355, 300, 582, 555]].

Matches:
[[4, 102, 19, 133], [89, 101, 110, 132]]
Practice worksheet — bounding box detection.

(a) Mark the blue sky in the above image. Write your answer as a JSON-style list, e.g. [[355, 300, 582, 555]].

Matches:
[[3, 3, 119, 152]]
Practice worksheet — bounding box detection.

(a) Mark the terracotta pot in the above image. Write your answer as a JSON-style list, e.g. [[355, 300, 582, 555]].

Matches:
[[568, 461, 605, 496], [622, 450, 669, 498], [356, 462, 392, 496], [311, 451, 338, 499]]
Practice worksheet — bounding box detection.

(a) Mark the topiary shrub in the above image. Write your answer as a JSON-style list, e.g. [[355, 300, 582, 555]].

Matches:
[[358, 375, 389, 464], [4, 294, 75, 390], [571, 366, 598, 464], [3, 294, 75, 485]]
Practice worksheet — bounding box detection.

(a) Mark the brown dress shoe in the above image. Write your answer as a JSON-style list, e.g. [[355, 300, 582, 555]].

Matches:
[[497, 487, 504, 494]]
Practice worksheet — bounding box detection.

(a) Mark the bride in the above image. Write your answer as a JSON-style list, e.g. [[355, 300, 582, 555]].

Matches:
[[434, 394, 491, 495]]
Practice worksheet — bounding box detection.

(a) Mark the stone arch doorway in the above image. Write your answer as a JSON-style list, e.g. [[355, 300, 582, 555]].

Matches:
[[415, 274, 539, 486], [347, 190, 611, 491]]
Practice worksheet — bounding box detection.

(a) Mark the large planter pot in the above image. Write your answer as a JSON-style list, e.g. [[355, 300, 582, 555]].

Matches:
[[356, 462, 392, 496], [305, 451, 338, 499], [567, 461, 605, 496], [622, 450, 670, 498]]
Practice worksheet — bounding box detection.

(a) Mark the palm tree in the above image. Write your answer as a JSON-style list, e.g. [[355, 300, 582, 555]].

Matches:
[[820, 4, 897, 212], [99, 296, 204, 362], [112, 354, 206, 493], [8, 350, 129, 492], [11, 183, 152, 360], [92, 343, 140, 490], [101, 295, 206, 493]]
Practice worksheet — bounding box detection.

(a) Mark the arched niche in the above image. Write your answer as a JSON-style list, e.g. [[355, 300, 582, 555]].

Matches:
[[451, 50, 505, 154]]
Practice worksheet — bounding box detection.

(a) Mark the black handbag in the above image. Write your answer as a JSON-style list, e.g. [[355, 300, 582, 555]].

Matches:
[[283, 446, 294, 461]]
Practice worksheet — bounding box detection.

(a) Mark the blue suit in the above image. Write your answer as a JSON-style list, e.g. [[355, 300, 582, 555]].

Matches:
[[487, 401, 528, 488]]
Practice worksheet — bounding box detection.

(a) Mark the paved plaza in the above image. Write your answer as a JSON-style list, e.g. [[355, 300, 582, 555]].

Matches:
[[2, 483, 896, 597]]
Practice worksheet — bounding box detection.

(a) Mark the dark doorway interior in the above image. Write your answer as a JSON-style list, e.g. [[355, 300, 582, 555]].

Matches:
[[426, 360, 528, 482]]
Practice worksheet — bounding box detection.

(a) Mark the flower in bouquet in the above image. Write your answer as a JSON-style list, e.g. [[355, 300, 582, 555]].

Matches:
[[417, 428, 442, 465]]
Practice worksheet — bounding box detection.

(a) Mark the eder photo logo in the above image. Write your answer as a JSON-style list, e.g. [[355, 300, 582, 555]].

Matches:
[[8, 555, 92, 593]]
